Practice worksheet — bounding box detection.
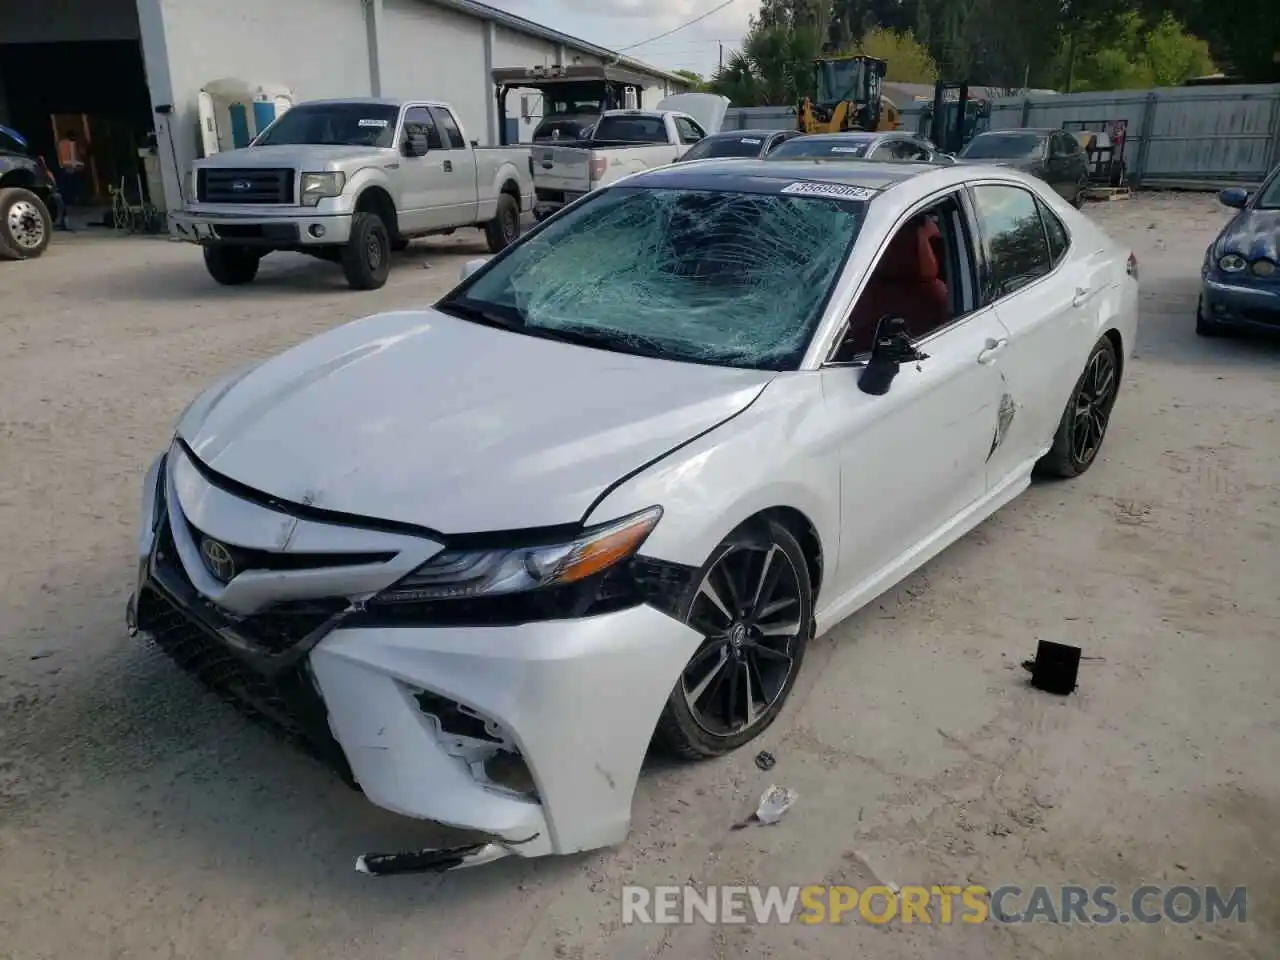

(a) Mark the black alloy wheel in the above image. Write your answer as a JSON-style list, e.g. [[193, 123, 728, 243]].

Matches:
[[654, 519, 813, 759], [1037, 335, 1120, 478]]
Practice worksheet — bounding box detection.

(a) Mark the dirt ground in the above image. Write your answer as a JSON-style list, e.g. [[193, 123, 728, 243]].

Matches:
[[1, 196, 1276, 960]]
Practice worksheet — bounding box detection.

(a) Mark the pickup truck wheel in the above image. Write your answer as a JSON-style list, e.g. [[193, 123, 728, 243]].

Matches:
[[0, 187, 52, 260], [342, 212, 391, 290], [485, 194, 520, 253], [202, 244, 260, 285]]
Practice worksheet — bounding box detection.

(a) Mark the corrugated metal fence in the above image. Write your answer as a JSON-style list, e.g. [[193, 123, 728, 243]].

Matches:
[[723, 83, 1280, 188]]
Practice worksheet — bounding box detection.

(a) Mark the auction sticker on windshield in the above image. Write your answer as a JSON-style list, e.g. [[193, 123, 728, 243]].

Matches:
[[741, 138, 762, 145], [781, 182, 877, 201], [358, 119, 389, 128]]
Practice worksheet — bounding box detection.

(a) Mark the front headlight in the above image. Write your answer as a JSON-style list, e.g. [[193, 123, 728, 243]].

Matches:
[[1251, 258, 1276, 278], [300, 171, 346, 206], [1218, 253, 1247, 273], [378, 506, 663, 603]]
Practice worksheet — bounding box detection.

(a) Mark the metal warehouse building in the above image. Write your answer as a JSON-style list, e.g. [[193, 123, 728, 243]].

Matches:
[[0, 0, 687, 211]]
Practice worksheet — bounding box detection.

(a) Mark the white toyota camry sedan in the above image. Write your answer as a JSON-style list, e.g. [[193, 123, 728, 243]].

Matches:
[[128, 158, 1138, 871]]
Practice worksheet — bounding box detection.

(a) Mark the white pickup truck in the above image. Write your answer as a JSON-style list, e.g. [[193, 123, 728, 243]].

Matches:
[[171, 98, 533, 290], [532, 93, 729, 216]]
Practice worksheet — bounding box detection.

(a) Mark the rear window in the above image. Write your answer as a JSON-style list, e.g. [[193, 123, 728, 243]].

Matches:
[[532, 118, 594, 142], [769, 137, 871, 160], [592, 115, 668, 144], [961, 132, 1045, 160], [681, 136, 768, 161]]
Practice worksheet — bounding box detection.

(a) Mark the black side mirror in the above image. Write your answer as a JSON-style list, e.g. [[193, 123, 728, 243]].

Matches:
[[403, 135, 429, 157], [858, 316, 919, 396], [1218, 187, 1249, 209]]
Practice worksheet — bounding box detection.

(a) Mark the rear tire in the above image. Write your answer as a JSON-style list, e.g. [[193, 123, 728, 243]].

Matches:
[[0, 187, 52, 260], [202, 244, 260, 285], [653, 518, 813, 760], [1036, 336, 1120, 479], [342, 212, 391, 290], [484, 193, 520, 253]]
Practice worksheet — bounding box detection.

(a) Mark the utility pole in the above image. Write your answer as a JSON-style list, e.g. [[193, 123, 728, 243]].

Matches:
[[719, 43, 723, 71]]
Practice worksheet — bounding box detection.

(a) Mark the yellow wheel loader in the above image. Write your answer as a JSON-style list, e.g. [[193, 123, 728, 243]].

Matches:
[[797, 55, 900, 134]]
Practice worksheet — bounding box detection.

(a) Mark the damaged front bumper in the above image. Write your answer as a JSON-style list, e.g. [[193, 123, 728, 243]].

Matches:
[[129, 449, 702, 869]]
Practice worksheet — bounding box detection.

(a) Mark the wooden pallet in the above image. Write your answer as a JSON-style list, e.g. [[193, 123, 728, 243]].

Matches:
[[1082, 186, 1131, 202]]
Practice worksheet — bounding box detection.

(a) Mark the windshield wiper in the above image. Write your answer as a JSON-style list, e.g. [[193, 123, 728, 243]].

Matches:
[[528, 324, 672, 361], [436, 299, 526, 331]]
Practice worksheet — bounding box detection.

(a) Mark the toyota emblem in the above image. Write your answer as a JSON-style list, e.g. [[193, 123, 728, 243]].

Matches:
[[231, 179, 251, 192], [199, 536, 237, 582]]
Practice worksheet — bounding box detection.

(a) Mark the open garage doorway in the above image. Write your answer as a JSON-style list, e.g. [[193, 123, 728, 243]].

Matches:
[[0, 39, 154, 212]]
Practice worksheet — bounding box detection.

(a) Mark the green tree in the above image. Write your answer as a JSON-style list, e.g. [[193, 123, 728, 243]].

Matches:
[[1142, 0, 1278, 82], [1058, 11, 1215, 90], [709, 17, 824, 106], [671, 69, 710, 92], [852, 26, 939, 83]]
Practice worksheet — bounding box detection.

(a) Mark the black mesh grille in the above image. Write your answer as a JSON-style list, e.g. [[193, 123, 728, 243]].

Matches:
[[198, 168, 294, 204], [137, 586, 355, 785]]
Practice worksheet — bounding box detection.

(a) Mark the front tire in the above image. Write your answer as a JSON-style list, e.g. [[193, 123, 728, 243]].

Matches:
[[0, 187, 52, 260], [484, 193, 520, 253], [1036, 335, 1120, 478], [202, 244, 260, 285], [342, 212, 391, 290], [1195, 297, 1223, 337], [654, 518, 813, 760]]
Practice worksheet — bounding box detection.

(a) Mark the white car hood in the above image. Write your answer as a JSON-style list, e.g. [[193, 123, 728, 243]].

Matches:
[[178, 309, 773, 534], [656, 93, 730, 135]]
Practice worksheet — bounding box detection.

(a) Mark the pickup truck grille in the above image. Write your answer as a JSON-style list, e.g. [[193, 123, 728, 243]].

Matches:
[[197, 168, 294, 204]]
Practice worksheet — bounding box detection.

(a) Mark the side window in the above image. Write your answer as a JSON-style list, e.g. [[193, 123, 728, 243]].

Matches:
[[970, 184, 1053, 299], [402, 106, 443, 151], [674, 117, 705, 144], [1038, 198, 1070, 265], [430, 106, 466, 149], [834, 192, 978, 361]]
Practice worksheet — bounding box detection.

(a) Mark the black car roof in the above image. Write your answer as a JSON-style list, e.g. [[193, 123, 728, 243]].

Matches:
[[701, 129, 790, 139], [625, 158, 932, 196], [789, 131, 889, 143], [973, 128, 1053, 136]]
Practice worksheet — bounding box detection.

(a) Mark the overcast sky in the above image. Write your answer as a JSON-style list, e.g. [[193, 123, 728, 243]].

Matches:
[[484, 0, 753, 78]]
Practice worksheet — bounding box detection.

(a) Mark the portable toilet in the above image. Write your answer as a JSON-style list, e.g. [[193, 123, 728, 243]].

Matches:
[[197, 78, 294, 156]]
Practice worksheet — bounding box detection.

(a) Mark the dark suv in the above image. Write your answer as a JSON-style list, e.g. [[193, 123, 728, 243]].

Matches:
[[959, 128, 1090, 206], [0, 124, 60, 259]]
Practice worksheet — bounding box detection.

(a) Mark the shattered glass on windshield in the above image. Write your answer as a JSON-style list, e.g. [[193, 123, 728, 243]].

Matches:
[[460, 187, 865, 369]]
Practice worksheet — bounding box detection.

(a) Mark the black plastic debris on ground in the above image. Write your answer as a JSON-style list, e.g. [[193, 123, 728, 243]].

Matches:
[[755, 750, 776, 771], [1022, 640, 1082, 695]]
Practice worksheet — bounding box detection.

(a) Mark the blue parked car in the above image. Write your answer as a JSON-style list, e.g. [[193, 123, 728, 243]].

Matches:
[[1198, 167, 1280, 337]]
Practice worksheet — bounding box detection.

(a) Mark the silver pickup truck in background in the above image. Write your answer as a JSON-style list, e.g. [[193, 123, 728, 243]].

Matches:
[[532, 93, 729, 217], [171, 98, 534, 290]]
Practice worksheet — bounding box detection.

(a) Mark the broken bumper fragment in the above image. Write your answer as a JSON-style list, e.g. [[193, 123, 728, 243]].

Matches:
[[130, 449, 703, 862]]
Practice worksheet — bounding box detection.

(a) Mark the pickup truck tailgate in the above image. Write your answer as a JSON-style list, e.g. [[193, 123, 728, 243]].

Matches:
[[533, 145, 591, 195]]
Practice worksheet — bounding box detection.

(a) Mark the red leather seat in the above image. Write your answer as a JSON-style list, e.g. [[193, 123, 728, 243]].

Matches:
[[842, 219, 949, 357]]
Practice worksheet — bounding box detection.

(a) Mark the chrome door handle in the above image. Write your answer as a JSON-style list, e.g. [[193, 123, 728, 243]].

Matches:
[[977, 337, 1008, 364], [1072, 286, 1092, 307]]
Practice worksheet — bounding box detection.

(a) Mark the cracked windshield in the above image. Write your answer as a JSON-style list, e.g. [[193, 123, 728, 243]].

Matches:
[[451, 187, 865, 370]]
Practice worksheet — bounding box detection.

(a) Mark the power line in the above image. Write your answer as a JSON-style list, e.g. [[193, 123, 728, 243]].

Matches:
[[613, 0, 739, 53]]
